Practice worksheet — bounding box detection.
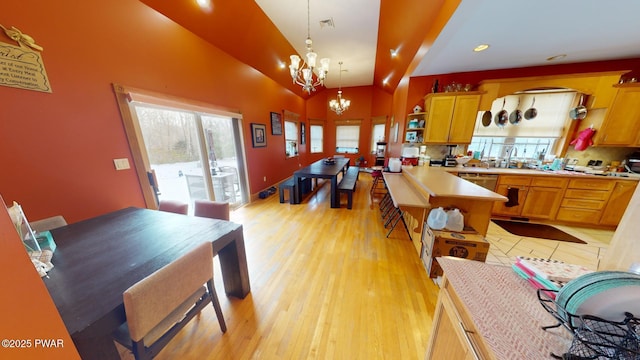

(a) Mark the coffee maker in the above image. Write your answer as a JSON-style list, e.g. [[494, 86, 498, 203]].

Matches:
[[444, 145, 458, 167]]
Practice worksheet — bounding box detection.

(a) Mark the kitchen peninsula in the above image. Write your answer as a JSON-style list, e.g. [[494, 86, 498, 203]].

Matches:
[[425, 257, 573, 359], [400, 166, 508, 237]]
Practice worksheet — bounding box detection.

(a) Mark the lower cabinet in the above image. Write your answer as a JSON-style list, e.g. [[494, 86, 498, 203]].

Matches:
[[425, 278, 489, 360], [600, 181, 638, 226], [492, 175, 531, 217], [490, 173, 636, 228], [556, 178, 614, 224], [521, 177, 568, 219]]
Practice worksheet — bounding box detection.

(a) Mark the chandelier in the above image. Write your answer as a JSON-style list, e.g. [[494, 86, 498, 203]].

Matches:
[[329, 62, 350, 115], [289, 0, 329, 94]]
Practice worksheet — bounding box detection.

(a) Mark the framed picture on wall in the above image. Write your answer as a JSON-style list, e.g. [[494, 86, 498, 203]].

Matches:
[[251, 123, 267, 148], [300, 122, 306, 145], [270, 112, 283, 135]]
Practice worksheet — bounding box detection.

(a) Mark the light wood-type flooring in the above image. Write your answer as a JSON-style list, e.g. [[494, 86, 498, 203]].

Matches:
[[118, 174, 440, 359], [117, 172, 610, 359]]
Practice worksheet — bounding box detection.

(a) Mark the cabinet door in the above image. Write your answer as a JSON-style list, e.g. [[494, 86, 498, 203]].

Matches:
[[425, 288, 483, 360], [600, 181, 638, 226], [425, 96, 456, 143], [448, 94, 481, 144], [492, 184, 528, 216], [521, 187, 564, 219], [598, 87, 640, 146]]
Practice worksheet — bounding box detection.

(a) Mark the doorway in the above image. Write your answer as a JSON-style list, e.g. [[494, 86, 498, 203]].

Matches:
[[114, 85, 248, 211]]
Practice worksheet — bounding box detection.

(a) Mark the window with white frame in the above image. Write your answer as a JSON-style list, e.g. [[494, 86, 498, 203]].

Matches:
[[284, 120, 298, 157], [336, 121, 360, 154], [370, 116, 386, 153], [309, 123, 323, 153]]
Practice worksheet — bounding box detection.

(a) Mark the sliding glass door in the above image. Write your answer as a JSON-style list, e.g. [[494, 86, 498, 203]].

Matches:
[[133, 104, 248, 210]]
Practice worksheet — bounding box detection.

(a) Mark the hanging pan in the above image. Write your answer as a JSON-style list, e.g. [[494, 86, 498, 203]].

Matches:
[[494, 98, 508, 128], [570, 94, 587, 120], [524, 97, 537, 120], [509, 97, 523, 125], [481, 111, 492, 127]]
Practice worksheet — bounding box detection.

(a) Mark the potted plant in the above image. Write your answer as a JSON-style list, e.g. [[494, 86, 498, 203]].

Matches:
[[355, 155, 365, 166]]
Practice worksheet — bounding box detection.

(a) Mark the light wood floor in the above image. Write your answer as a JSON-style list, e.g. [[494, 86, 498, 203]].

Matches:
[[118, 175, 440, 359]]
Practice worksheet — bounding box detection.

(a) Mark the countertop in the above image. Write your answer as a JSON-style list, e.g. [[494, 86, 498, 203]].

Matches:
[[401, 166, 508, 201], [437, 257, 573, 359], [441, 165, 640, 181]]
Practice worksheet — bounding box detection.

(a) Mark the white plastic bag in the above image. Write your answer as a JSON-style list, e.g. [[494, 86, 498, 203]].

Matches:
[[427, 207, 448, 230], [445, 208, 464, 232]]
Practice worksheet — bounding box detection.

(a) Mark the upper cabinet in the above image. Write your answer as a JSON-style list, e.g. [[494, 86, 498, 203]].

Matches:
[[595, 83, 640, 146], [423, 92, 482, 144]]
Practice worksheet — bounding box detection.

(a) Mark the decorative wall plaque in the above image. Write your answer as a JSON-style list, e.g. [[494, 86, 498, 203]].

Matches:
[[0, 25, 51, 93]]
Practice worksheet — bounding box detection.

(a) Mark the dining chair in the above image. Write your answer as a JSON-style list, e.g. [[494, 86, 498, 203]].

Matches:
[[30, 215, 67, 232], [112, 241, 226, 360], [194, 199, 230, 221], [158, 200, 189, 215]]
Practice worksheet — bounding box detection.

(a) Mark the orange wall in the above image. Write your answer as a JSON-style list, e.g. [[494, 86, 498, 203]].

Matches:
[[0, 0, 310, 222]]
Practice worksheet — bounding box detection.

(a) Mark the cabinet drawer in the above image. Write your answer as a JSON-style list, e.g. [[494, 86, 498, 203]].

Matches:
[[556, 208, 602, 223], [498, 175, 531, 187], [561, 198, 605, 210], [568, 178, 615, 191], [564, 189, 609, 201], [530, 176, 568, 188]]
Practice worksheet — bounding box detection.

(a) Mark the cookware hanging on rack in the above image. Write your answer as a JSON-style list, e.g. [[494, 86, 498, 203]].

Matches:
[[481, 110, 492, 127], [494, 98, 508, 128], [570, 94, 588, 120], [509, 97, 523, 125], [524, 97, 537, 120]]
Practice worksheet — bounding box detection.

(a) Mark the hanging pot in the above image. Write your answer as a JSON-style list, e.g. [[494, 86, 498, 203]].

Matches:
[[524, 97, 537, 120], [509, 97, 523, 125], [494, 98, 508, 127], [481, 111, 492, 127], [570, 94, 587, 120]]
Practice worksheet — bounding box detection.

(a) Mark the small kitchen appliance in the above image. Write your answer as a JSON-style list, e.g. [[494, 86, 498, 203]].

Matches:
[[627, 151, 640, 173]]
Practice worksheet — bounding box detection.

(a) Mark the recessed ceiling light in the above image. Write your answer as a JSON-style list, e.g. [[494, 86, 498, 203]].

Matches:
[[546, 54, 567, 61], [390, 48, 398, 58], [196, 0, 212, 12], [473, 44, 490, 52]]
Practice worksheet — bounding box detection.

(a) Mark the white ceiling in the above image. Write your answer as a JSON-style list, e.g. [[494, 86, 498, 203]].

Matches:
[[257, 0, 640, 89], [255, 0, 380, 89]]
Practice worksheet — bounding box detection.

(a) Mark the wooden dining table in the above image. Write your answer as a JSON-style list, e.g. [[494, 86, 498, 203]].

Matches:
[[43, 207, 250, 360], [293, 157, 350, 208]]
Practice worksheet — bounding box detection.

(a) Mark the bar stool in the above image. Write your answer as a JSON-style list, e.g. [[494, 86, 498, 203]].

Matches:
[[370, 166, 386, 196]]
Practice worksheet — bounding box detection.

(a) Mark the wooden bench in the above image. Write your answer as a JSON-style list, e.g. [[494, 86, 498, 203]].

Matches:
[[279, 178, 296, 204], [338, 166, 360, 209]]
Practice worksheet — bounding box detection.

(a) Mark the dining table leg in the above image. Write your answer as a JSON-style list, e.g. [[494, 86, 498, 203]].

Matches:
[[293, 174, 301, 204], [330, 175, 339, 208]]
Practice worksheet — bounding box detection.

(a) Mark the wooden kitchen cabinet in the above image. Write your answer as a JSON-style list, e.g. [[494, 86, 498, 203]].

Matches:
[[596, 84, 640, 146], [521, 177, 568, 220], [423, 92, 481, 144], [425, 278, 490, 360], [492, 175, 531, 217], [556, 178, 614, 224], [600, 181, 638, 226]]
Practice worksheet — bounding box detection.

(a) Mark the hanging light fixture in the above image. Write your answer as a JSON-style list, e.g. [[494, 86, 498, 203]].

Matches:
[[289, 0, 330, 94], [329, 61, 350, 115]]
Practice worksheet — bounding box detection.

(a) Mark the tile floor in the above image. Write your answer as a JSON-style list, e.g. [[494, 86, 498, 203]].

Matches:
[[483, 222, 614, 271]]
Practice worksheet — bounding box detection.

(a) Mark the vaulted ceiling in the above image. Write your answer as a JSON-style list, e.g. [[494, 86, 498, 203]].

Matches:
[[139, 0, 457, 97], [139, 0, 640, 98]]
